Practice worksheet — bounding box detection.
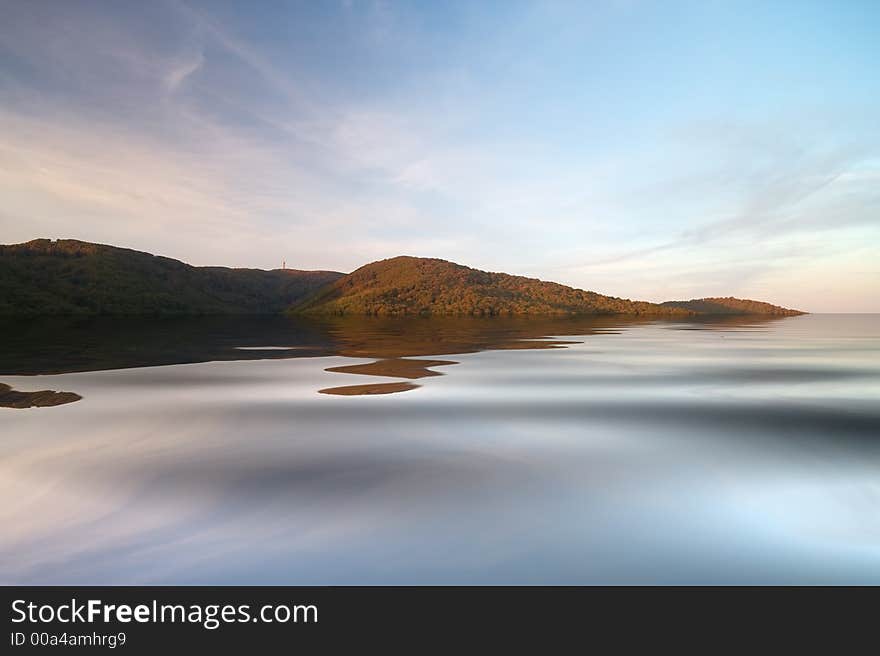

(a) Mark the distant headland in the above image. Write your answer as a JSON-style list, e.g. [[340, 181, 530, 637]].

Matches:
[[0, 239, 804, 317]]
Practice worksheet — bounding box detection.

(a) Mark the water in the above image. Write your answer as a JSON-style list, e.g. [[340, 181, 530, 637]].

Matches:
[[1, 314, 878, 584]]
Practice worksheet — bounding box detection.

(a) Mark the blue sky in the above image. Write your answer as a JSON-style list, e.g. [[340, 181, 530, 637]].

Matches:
[[1, 0, 877, 310]]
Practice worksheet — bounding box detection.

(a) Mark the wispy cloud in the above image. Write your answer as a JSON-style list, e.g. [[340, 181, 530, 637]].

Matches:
[[164, 49, 204, 92]]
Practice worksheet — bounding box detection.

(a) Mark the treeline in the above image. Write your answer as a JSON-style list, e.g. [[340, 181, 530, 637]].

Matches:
[[0, 239, 343, 315], [0, 240, 804, 317], [292, 256, 689, 316], [660, 297, 803, 316]]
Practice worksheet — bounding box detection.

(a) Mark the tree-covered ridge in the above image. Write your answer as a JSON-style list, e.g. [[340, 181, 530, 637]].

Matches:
[[0, 240, 805, 317], [292, 256, 689, 316], [0, 239, 343, 315], [660, 297, 804, 316]]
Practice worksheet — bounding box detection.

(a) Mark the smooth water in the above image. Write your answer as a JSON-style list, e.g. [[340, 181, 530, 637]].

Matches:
[[1, 314, 878, 584]]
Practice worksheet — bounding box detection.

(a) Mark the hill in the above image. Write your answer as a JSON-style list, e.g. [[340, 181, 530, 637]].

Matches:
[[660, 297, 804, 316], [291, 256, 688, 316], [0, 241, 805, 317], [0, 239, 343, 315]]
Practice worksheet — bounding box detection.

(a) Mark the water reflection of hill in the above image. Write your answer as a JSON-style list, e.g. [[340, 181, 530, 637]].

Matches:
[[0, 314, 788, 377], [0, 316, 337, 376]]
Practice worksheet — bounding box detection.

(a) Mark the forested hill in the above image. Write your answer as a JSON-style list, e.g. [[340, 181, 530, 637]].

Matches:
[[660, 297, 804, 316], [0, 239, 343, 315], [0, 241, 804, 317], [291, 256, 688, 316]]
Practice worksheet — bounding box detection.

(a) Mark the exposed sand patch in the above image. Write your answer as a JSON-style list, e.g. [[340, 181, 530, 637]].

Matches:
[[0, 383, 82, 409], [492, 339, 581, 350], [325, 358, 457, 379], [318, 382, 420, 396]]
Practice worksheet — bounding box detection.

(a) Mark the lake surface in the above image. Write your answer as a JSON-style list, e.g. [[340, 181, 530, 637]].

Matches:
[[1, 313, 879, 584]]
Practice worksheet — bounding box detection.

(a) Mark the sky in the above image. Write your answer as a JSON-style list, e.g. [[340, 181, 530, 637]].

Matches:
[[0, 0, 878, 311]]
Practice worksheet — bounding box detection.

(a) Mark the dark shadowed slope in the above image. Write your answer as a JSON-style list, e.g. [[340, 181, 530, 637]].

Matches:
[[0, 239, 344, 315], [291, 256, 688, 316], [661, 297, 804, 316]]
